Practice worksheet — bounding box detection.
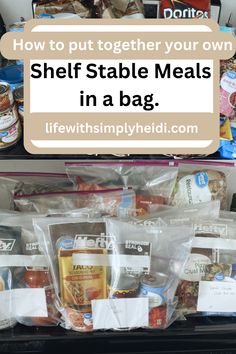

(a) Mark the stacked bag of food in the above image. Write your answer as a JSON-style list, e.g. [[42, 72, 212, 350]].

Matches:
[[34, 0, 144, 19], [0, 160, 236, 331]]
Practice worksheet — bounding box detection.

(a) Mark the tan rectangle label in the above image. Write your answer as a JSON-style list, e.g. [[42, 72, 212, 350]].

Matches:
[[1, 19, 235, 154]]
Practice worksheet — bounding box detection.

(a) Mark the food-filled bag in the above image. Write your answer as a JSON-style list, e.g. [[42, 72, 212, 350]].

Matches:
[[159, 0, 210, 19], [171, 162, 229, 210], [0, 212, 60, 327], [220, 58, 236, 120], [129, 200, 220, 227], [175, 216, 236, 316], [0, 172, 74, 210], [14, 189, 136, 215], [35, 0, 94, 18], [34, 0, 144, 19], [65, 161, 178, 214], [34, 216, 194, 331]]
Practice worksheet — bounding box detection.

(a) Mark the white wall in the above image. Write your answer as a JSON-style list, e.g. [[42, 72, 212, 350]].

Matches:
[[0, 0, 33, 28]]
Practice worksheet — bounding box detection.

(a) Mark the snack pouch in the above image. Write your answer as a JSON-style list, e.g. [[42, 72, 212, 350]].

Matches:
[[171, 162, 229, 210], [34, 216, 194, 331], [159, 0, 210, 19], [14, 189, 136, 216], [220, 62, 236, 120]]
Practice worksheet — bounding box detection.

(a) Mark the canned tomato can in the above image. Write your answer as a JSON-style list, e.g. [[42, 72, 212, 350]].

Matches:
[[0, 82, 14, 112], [108, 273, 139, 298], [140, 273, 168, 306], [0, 119, 22, 150], [13, 85, 24, 105], [0, 104, 18, 130]]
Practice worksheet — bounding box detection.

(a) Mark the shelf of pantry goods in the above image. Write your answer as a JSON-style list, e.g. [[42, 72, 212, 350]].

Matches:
[[0, 140, 221, 159], [2, 318, 236, 353]]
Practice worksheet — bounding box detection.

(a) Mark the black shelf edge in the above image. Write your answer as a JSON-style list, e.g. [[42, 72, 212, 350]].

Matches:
[[2, 318, 236, 353]]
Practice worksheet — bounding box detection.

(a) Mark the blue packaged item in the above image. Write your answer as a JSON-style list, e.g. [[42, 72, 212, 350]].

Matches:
[[8, 23, 24, 66], [38, 13, 54, 19], [0, 65, 23, 91], [218, 140, 236, 159]]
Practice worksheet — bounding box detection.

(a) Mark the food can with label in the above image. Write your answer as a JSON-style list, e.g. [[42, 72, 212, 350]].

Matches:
[[140, 273, 168, 307], [0, 82, 14, 112], [0, 119, 22, 150], [18, 105, 24, 125], [0, 104, 18, 130], [13, 85, 24, 106], [108, 273, 139, 298]]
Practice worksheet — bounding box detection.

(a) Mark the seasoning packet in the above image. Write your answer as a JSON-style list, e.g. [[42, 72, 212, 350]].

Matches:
[[171, 163, 229, 210]]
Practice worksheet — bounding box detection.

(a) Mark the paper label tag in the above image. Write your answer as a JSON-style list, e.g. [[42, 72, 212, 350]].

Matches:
[[181, 253, 211, 281], [0, 288, 48, 318], [72, 238, 151, 272], [72, 253, 150, 269], [197, 281, 236, 313], [92, 298, 149, 330], [0, 255, 48, 267]]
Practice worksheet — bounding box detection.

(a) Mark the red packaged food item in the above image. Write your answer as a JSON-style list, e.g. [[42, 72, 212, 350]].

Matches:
[[160, 0, 210, 19], [149, 305, 167, 329], [23, 268, 58, 326]]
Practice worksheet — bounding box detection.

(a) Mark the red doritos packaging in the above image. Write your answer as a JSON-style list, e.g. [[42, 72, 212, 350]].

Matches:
[[160, 0, 210, 19]]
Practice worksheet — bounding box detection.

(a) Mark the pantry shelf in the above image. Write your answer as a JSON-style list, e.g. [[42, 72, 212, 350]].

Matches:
[[1, 318, 236, 354]]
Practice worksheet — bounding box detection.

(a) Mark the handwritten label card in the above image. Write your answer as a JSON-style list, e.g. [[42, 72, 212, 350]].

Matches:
[[197, 281, 236, 312]]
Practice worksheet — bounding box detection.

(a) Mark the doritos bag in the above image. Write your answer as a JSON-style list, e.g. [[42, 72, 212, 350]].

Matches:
[[160, 0, 210, 19]]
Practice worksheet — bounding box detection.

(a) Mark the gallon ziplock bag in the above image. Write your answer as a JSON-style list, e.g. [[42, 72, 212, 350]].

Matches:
[[33, 217, 108, 331], [0, 172, 73, 210], [34, 215, 193, 331], [65, 161, 178, 215], [176, 217, 236, 316], [0, 212, 60, 326], [14, 189, 136, 215], [171, 162, 232, 210]]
